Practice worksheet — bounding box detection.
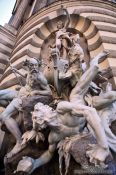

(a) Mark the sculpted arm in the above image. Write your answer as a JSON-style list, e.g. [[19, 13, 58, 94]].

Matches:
[[33, 143, 56, 171], [57, 101, 85, 116], [11, 67, 26, 78], [31, 74, 52, 96], [59, 69, 72, 80], [31, 85, 52, 96], [63, 7, 70, 28], [16, 144, 56, 174], [57, 101, 73, 114], [16, 143, 56, 174]]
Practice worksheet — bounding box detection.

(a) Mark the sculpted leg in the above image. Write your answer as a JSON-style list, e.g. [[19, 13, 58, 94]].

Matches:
[[82, 106, 108, 148], [92, 91, 116, 110], [62, 38, 68, 58], [72, 105, 109, 164], [0, 89, 18, 107], [3, 118, 21, 143], [91, 91, 116, 152], [100, 110, 116, 152], [0, 89, 17, 100], [0, 99, 23, 157], [0, 100, 9, 107]]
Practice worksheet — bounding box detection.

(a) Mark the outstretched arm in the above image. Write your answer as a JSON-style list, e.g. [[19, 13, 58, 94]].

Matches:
[[57, 101, 73, 114], [33, 144, 56, 171], [11, 67, 26, 78], [30, 85, 52, 96], [15, 143, 56, 174], [21, 144, 56, 174], [59, 70, 72, 80]]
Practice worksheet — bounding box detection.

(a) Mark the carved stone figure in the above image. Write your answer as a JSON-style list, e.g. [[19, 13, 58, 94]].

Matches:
[[85, 82, 116, 152], [0, 58, 52, 158], [59, 34, 85, 87], [51, 34, 85, 97], [0, 60, 28, 108], [55, 6, 71, 59], [1, 4, 116, 175], [15, 51, 111, 174]]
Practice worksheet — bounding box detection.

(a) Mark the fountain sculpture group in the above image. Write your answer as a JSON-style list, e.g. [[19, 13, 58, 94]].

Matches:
[[0, 7, 116, 175]]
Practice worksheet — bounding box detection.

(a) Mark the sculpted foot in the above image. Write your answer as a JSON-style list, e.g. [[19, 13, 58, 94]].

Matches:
[[86, 144, 110, 168]]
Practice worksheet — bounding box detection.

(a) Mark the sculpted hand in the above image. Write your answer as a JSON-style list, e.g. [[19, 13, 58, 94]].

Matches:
[[14, 156, 35, 174], [86, 144, 109, 168], [11, 66, 17, 72], [22, 130, 36, 145], [29, 91, 36, 96], [22, 130, 45, 146], [30, 91, 41, 96], [61, 5, 67, 13]]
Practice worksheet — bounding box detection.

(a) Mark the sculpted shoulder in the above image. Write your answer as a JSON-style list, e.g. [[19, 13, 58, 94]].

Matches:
[[37, 72, 48, 85]]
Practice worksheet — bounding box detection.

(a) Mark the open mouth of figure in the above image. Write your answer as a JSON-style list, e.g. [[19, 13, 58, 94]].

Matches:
[[31, 69, 38, 73], [37, 123, 47, 131]]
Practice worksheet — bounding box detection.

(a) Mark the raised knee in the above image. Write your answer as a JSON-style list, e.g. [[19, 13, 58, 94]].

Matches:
[[108, 91, 116, 99], [57, 101, 66, 111], [86, 107, 96, 114], [0, 113, 9, 123], [57, 101, 71, 114]]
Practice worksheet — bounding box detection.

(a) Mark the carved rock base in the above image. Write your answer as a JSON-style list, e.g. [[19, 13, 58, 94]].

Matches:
[[1, 132, 116, 175]]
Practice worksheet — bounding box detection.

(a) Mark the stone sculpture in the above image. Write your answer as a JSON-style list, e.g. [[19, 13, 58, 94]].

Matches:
[[56, 6, 71, 59], [51, 33, 85, 97], [15, 51, 112, 174], [0, 89, 18, 108], [0, 58, 52, 158], [0, 8, 116, 174]]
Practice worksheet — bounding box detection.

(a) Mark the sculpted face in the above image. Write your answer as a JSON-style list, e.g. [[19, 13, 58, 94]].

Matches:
[[28, 58, 39, 73], [32, 103, 53, 130], [57, 21, 64, 29], [71, 34, 80, 45], [68, 47, 81, 63], [24, 58, 41, 73]]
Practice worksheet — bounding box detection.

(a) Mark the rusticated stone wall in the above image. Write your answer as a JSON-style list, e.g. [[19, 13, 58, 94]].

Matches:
[[0, 25, 16, 79]]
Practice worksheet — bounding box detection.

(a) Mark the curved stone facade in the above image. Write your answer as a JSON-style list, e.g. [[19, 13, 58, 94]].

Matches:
[[0, 0, 116, 89]]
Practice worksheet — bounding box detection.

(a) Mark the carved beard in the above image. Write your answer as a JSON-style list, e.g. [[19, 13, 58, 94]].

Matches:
[[33, 117, 47, 131], [37, 122, 47, 131]]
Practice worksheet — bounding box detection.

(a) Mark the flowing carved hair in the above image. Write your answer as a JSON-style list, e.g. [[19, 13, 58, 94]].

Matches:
[[33, 102, 60, 127], [23, 58, 42, 67]]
